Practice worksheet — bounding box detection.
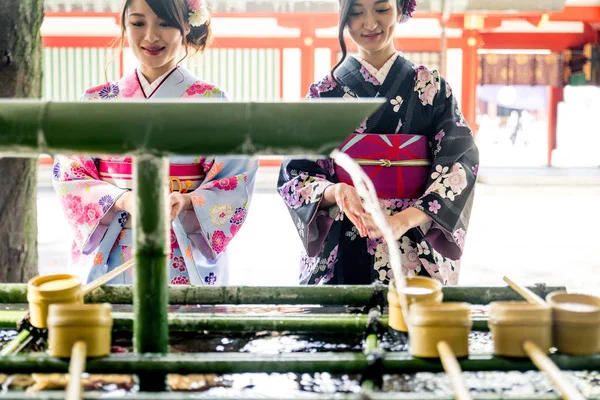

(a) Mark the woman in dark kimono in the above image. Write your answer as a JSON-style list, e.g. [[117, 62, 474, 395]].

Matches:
[[278, 0, 479, 285]]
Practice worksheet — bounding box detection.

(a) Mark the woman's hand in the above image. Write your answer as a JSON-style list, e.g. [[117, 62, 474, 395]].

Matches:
[[359, 213, 409, 240], [359, 207, 432, 241], [114, 191, 135, 214], [322, 183, 369, 237], [168, 192, 193, 223], [113, 191, 193, 223]]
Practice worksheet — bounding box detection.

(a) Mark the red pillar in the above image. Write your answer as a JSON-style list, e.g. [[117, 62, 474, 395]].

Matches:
[[279, 48, 285, 99], [300, 39, 315, 98], [547, 87, 564, 166], [461, 31, 480, 136], [276, 15, 335, 98]]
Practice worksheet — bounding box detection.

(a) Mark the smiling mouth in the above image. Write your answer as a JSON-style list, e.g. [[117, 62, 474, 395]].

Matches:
[[142, 46, 165, 55]]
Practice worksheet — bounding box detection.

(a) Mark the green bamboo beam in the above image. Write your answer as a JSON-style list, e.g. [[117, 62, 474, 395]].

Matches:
[[134, 155, 169, 354], [0, 311, 491, 333], [0, 352, 598, 374], [1, 393, 596, 400], [112, 313, 390, 333], [160, 314, 385, 333], [0, 285, 565, 306], [365, 334, 379, 353], [441, 285, 564, 303], [0, 310, 387, 333], [362, 333, 382, 391], [0, 100, 383, 156], [134, 155, 169, 392]]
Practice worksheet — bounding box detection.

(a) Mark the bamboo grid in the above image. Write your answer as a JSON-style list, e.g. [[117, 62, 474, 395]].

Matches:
[[0, 100, 598, 399]]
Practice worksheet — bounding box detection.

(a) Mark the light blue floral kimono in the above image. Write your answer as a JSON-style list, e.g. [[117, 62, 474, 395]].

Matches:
[[52, 66, 258, 285]]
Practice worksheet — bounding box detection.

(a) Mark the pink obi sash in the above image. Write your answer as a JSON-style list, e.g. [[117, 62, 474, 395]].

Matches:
[[98, 160, 205, 192], [335, 133, 431, 199]]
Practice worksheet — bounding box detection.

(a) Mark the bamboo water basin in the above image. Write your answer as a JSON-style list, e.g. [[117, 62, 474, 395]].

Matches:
[[1, 284, 599, 399]]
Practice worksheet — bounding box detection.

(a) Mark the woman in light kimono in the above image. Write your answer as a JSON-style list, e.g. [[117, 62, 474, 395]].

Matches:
[[278, 0, 479, 285], [53, 0, 258, 285]]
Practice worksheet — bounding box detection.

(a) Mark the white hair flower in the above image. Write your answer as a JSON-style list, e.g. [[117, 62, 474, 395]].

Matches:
[[186, 0, 209, 27]]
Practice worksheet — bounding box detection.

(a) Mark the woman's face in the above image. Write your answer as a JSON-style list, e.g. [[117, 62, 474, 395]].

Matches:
[[125, 0, 188, 77], [346, 0, 399, 54]]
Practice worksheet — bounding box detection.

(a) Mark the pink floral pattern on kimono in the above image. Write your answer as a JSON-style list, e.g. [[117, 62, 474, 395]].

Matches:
[[413, 65, 441, 106], [360, 66, 380, 86], [308, 74, 338, 95], [119, 73, 145, 98], [182, 81, 222, 98], [54, 67, 258, 286]]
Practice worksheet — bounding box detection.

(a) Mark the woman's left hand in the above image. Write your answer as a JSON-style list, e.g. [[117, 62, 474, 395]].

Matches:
[[359, 213, 408, 240], [359, 207, 432, 241], [168, 192, 193, 222]]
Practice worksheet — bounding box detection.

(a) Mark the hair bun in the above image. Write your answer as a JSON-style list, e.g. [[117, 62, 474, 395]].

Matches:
[[186, 19, 212, 54]]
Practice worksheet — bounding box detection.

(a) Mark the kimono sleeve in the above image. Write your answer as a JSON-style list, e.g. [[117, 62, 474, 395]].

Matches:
[[178, 156, 259, 260], [277, 158, 339, 257], [306, 74, 341, 99], [413, 76, 479, 259], [52, 155, 129, 253]]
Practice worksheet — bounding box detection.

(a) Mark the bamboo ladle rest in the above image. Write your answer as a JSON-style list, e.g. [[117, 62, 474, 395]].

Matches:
[[0, 259, 133, 356]]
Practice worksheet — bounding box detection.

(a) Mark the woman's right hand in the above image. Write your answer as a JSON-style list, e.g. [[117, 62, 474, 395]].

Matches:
[[322, 183, 368, 237], [114, 191, 134, 215]]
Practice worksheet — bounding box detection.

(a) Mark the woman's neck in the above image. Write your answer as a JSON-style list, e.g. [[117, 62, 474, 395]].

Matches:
[[357, 46, 396, 70], [138, 61, 177, 84]]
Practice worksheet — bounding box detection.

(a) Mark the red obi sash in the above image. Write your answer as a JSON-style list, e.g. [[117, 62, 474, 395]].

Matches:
[[98, 159, 205, 193], [335, 134, 431, 199]]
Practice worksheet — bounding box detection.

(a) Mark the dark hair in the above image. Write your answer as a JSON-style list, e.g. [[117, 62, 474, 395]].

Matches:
[[107, 0, 212, 78], [330, 0, 416, 79], [121, 0, 211, 55]]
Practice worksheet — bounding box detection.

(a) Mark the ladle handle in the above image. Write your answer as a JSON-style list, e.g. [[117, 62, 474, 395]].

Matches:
[[65, 340, 87, 400], [0, 330, 31, 356], [503, 276, 547, 306], [82, 259, 135, 296], [523, 340, 585, 400], [437, 341, 472, 400]]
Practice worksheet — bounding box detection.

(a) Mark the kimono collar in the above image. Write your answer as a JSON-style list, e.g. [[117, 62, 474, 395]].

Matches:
[[353, 52, 401, 85], [136, 66, 178, 98]]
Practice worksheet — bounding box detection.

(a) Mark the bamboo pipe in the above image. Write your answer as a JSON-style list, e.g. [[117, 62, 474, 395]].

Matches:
[[0, 310, 492, 333], [364, 334, 379, 353], [503, 276, 547, 306], [1, 352, 599, 374], [133, 155, 170, 392], [65, 341, 87, 400], [523, 340, 586, 400], [133, 155, 169, 359], [361, 333, 381, 391], [0, 284, 566, 306], [0, 100, 384, 156], [437, 341, 472, 400]]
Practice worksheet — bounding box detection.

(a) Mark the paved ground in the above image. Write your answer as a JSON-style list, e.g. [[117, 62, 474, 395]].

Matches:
[[38, 166, 600, 294]]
